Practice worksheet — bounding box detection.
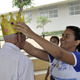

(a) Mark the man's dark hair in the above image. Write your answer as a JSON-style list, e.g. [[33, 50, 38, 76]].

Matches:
[[50, 36, 59, 43]]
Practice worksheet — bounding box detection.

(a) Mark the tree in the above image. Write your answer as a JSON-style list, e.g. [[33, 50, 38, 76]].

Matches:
[[37, 16, 51, 38], [0, 16, 1, 25], [12, 0, 34, 13]]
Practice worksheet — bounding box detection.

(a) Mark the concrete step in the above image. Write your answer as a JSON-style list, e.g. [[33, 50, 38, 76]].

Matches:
[[34, 70, 50, 80]]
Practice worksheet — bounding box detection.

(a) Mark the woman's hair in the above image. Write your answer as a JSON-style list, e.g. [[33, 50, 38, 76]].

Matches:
[[50, 36, 59, 43], [66, 26, 80, 52]]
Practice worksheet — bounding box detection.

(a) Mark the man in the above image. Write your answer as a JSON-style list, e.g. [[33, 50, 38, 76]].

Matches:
[[0, 13, 34, 80]]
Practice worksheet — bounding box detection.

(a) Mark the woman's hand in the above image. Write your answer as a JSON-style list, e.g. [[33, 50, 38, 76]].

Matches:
[[14, 21, 35, 38]]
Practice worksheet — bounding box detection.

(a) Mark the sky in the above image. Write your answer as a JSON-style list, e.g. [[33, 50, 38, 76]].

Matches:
[[0, 0, 65, 14]]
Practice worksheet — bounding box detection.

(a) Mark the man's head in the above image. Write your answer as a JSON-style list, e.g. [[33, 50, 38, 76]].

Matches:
[[50, 36, 59, 45], [3, 32, 26, 49]]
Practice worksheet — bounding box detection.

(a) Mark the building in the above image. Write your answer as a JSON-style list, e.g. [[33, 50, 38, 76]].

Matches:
[[23, 0, 80, 34], [0, 0, 80, 34]]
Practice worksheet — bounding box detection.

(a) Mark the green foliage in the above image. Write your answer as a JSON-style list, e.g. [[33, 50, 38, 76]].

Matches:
[[25, 18, 31, 23], [37, 25, 43, 28], [12, 0, 33, 8], [37, 16, 51, 28], [37, 16, 51, 35], [41, 30, 64, 35]]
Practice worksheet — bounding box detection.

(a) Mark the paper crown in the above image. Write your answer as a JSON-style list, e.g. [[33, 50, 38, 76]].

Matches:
[[0, 12, 25, 35]]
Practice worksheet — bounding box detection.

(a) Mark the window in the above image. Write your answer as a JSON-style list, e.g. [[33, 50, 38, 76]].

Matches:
[[39, 5, 58, 18], [24, 11, 32, 21], [49, 9, 58, 18], [68, 1, 80, 15], [40, 7, 48, 17], [40, 10, 48, 17]]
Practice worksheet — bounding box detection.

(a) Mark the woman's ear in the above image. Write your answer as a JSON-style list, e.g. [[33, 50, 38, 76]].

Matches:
[[75, 40, 80, 46]]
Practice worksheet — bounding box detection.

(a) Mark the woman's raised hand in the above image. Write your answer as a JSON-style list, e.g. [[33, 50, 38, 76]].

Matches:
[[14, 21, 35, 38]]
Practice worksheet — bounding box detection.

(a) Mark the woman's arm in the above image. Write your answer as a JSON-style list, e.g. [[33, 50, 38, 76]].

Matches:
[[24, 41, 49, 61], [31, 33, 75, 65]]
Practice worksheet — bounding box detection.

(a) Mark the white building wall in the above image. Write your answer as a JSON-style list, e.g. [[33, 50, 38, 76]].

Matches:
[[26, 1, 80, 34], [27, 9, 40, 34]]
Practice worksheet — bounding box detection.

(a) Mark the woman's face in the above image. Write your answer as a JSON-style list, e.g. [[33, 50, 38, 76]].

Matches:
[[60, 28, 76, 51]]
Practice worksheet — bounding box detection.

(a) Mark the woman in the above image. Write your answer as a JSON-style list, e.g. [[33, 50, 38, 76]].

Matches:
[[15, 22, 80, 80]]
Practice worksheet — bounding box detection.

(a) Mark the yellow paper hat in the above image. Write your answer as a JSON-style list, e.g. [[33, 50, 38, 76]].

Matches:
[[0, 12, 25, 35]]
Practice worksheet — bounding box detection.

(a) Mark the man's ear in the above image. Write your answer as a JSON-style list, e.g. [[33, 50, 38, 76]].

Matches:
[[17, 33, 21, 42], [75, 40, 80, 46]]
